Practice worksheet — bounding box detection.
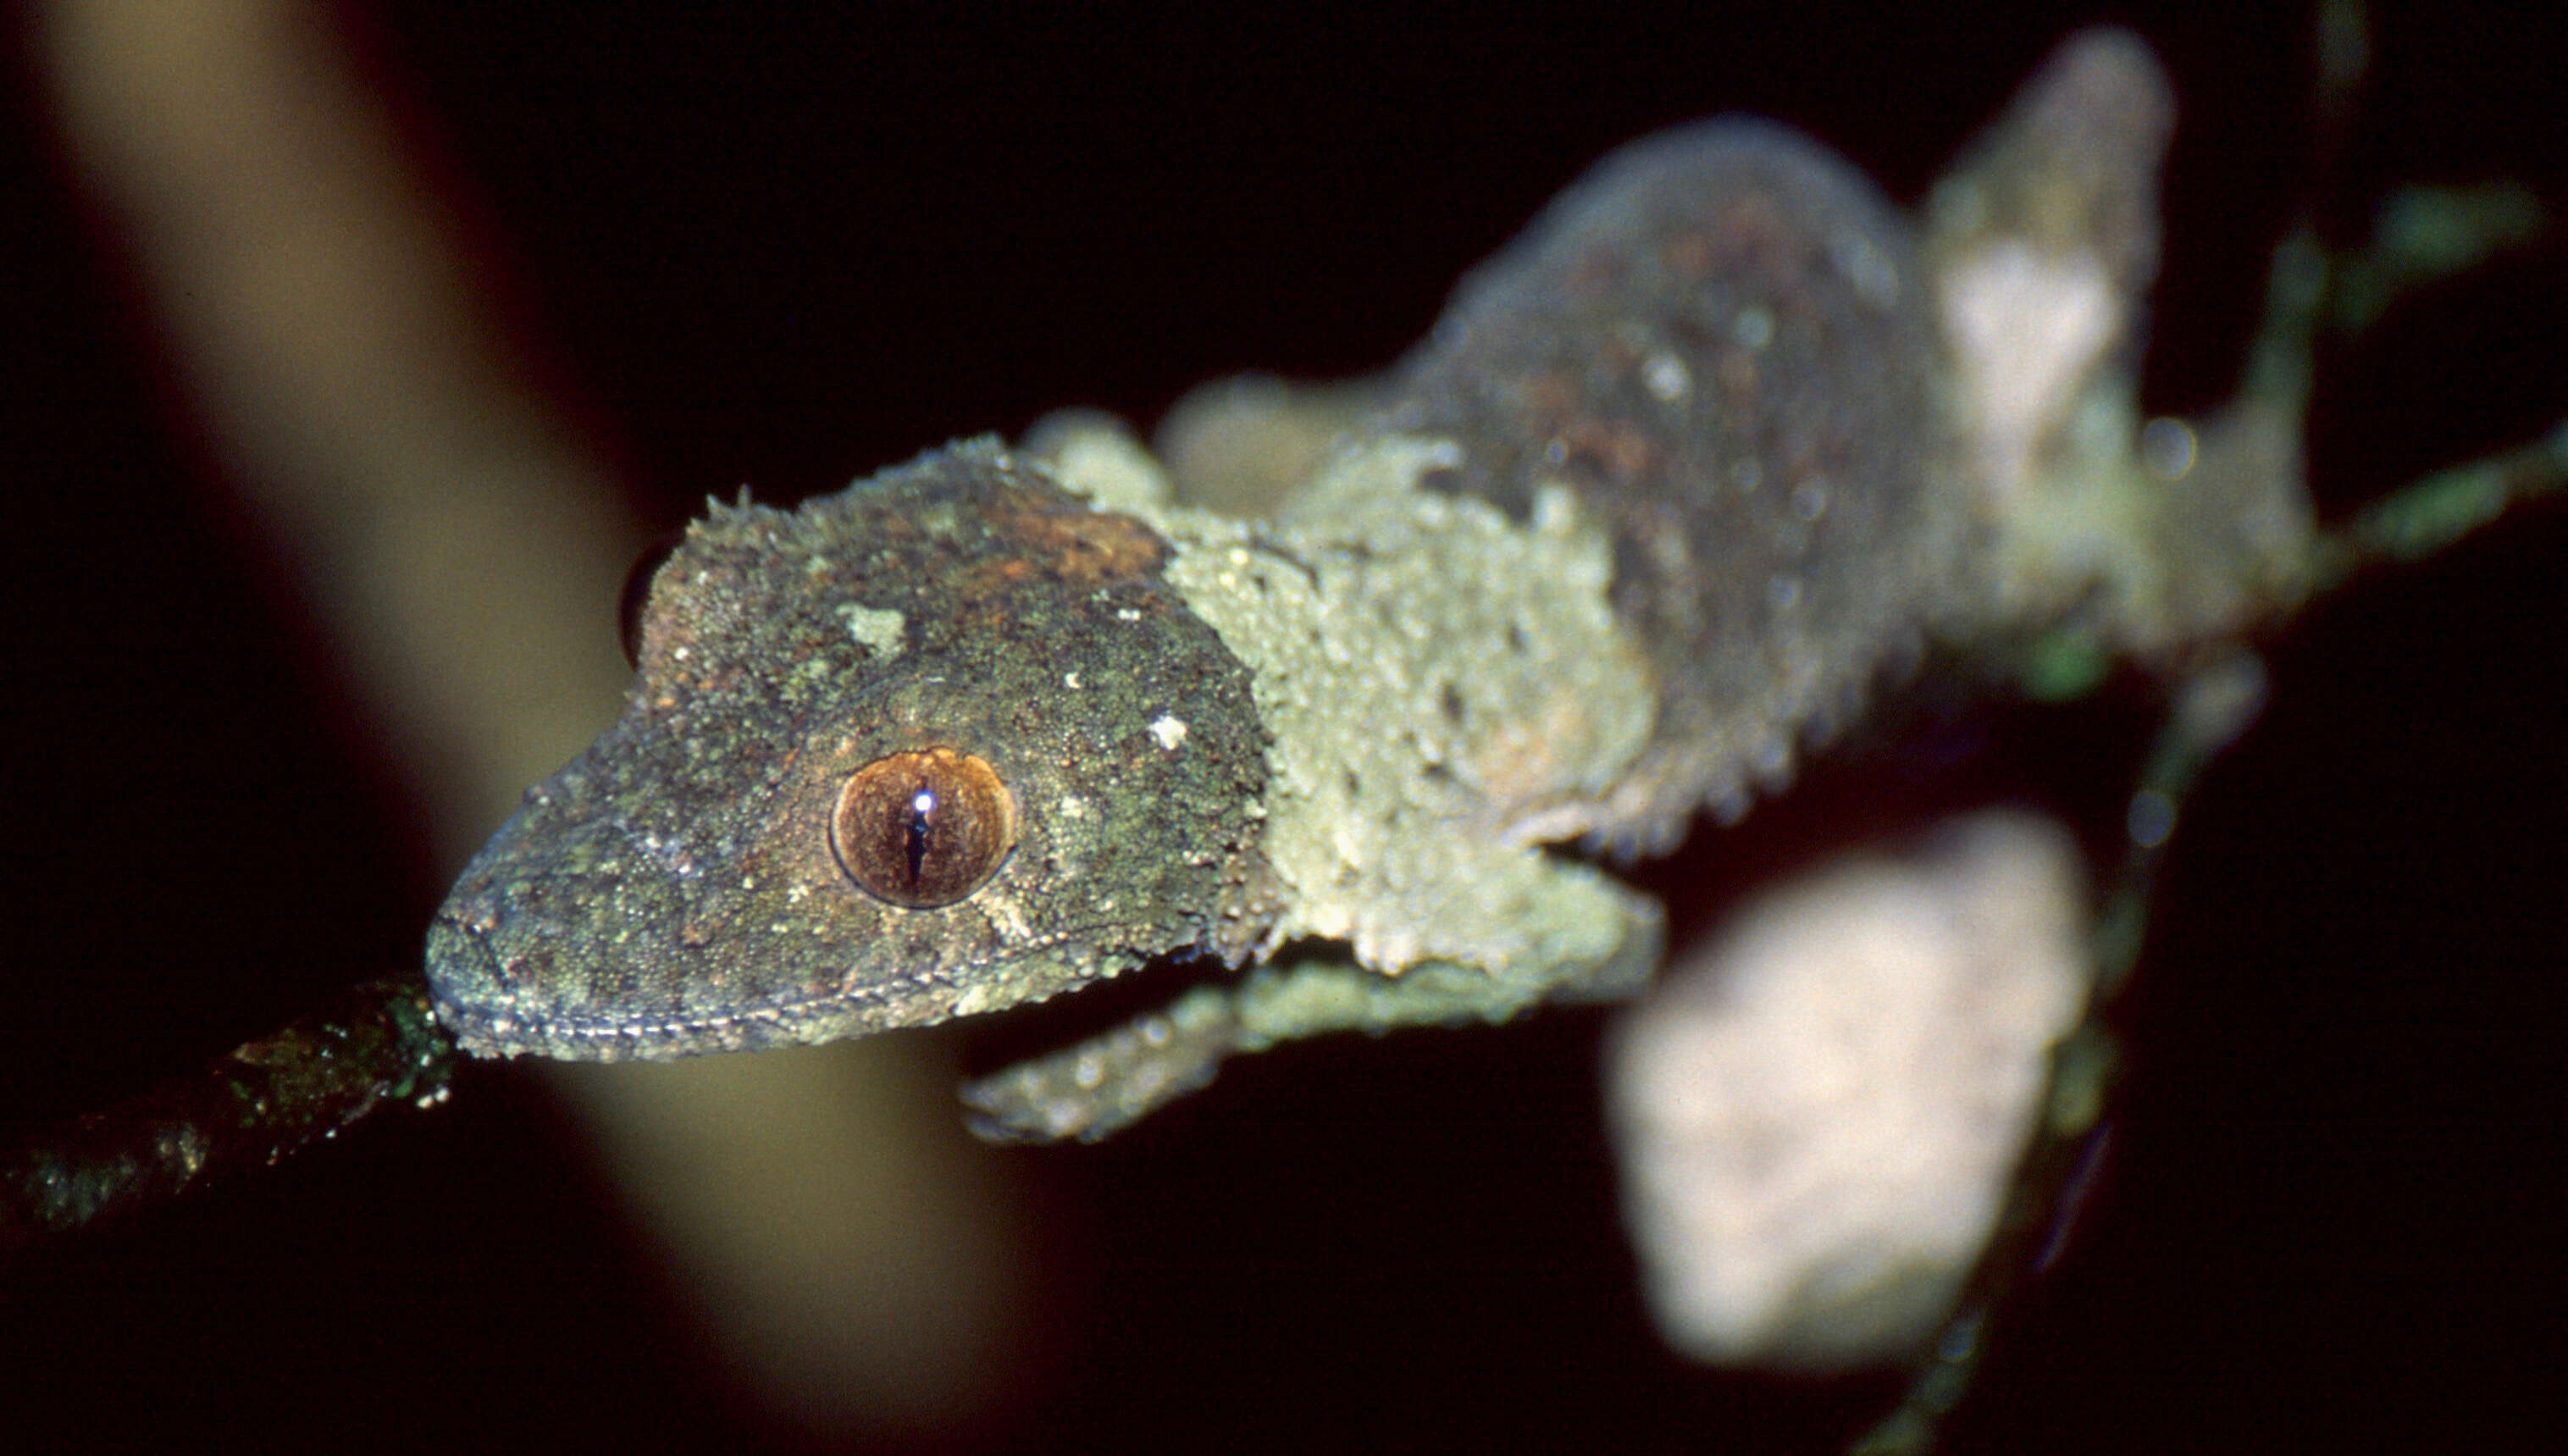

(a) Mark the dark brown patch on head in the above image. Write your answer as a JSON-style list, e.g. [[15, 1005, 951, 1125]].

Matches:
[[991, 496, 1167, 584]]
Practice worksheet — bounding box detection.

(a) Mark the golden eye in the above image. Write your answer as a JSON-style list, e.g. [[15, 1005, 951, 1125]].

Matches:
[[830, 749, 1016, 909]]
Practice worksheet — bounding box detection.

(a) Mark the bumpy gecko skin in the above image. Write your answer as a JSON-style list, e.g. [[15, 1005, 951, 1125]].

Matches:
[[430, 32, 2266, 1138], [1395, 121, 1965, 854], [428, 443, 1274, 1058]]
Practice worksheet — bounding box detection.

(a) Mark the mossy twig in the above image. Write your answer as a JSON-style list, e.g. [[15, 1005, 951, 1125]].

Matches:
[[0, 977, 457, 1251]]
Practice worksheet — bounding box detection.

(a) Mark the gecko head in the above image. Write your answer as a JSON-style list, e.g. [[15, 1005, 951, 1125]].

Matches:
[[425, 439, 1275, 1061]]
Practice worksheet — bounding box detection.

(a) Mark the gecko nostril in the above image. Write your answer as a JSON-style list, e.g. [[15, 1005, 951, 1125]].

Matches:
[[830, 749, 1017, 909]]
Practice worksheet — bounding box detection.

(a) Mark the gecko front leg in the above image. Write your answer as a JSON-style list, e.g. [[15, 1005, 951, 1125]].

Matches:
[[964, 933, 1663, 1143]]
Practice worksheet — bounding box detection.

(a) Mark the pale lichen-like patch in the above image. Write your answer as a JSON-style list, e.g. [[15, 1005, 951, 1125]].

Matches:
[[833, 603, 906, 662], [1920, 25, 2313, 667], [1940, 239, 2119, 507], [1137, 433, 1660, 983]]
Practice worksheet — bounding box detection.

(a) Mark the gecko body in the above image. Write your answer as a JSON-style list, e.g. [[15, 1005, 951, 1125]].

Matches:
[[428, 32, 2307, 1138]]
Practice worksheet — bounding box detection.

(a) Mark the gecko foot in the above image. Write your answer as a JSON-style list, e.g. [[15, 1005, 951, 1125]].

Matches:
[[961, 985, 1240, 1143]]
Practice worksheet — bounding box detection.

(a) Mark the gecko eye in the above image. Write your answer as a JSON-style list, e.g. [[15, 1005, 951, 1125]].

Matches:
[[830, 750, 1017, 908]]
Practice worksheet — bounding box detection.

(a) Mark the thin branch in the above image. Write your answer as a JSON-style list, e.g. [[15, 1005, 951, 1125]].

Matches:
[[0, 976, 456, 1251]]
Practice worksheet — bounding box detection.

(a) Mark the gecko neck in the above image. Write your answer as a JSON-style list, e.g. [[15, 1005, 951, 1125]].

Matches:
[[1052, 429, 1660, 976]]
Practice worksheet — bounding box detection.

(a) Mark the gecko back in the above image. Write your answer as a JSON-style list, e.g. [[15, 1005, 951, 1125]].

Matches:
[[1389, 121, 1967, 852]]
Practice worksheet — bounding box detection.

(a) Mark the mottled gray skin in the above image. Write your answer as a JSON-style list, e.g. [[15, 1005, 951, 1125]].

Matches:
[[1393, 121, 1963, 852], [429, 442, 1272, 1058], [430, 33, 2259, 1138]]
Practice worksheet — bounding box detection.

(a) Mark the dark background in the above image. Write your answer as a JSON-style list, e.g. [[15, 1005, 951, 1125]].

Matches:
[[3, 4, 2560, 1451]]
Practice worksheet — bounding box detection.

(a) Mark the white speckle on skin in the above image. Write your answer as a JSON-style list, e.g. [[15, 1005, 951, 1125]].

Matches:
[[1832, 229, 1904, 309], [1064, 671, 1082, 689], [1149, 715, 1189, 751], [1791, 479, 1831, 522], [1642, 352, 1691, 402]]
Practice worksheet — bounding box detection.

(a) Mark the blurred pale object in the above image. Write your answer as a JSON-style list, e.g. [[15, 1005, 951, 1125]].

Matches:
[[36, 0, 641, 852], [34, 0, 1025, 1435], [1607, 812, 2089, 1368], [551, 1039, 1028, 1436]]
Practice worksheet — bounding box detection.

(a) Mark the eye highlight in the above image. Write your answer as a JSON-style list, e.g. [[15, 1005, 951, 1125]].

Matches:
[[830, 749, 1016, 908]]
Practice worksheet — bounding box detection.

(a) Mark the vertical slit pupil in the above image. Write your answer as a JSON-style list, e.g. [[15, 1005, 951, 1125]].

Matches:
[[831, 748, 1016, 909], [905, 785, 934, 888]]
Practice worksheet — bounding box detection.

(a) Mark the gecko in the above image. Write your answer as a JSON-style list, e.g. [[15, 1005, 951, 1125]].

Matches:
[[426, 30, 2322, 1141]]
